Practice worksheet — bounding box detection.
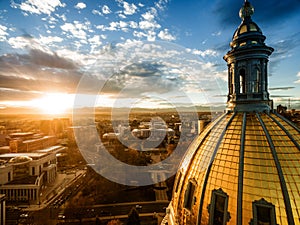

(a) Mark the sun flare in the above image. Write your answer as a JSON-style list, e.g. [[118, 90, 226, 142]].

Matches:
[[32, 93, 74, 115]]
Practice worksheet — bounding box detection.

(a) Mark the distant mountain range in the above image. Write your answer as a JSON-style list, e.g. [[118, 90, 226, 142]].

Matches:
[[0, 104, 226, 116], [2, 103, 299, 116]]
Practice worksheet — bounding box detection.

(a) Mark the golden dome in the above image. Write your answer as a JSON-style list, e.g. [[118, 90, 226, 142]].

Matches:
[[162, 1, 300, 225], [165, 111, 300, 225], [233, 21, 262, 40]]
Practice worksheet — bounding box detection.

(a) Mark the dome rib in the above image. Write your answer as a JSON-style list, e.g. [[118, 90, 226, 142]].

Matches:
[[237, 112, 247, 225], [197, 112, 237, 224], [256, 113, 295, 225], [268, 114, 300, 151], [275, 112, 300, 133]]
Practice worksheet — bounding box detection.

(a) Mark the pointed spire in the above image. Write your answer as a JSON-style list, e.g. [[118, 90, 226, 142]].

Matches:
[[239, 0, 254, 20]]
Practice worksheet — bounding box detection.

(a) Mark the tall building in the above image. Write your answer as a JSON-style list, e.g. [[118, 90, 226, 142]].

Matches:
[[162, 1, 300, 225]]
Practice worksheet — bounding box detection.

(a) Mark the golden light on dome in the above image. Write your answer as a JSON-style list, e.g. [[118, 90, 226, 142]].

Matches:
[[162, 1, 300, 225]]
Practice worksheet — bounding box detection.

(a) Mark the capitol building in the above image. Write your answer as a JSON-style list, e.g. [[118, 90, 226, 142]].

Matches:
[[162, 1, 300, 225]]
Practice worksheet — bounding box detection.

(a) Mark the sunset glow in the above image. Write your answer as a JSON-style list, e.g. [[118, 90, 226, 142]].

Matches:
[[0, 0, 299, 112], [31, 93, 74, 115]]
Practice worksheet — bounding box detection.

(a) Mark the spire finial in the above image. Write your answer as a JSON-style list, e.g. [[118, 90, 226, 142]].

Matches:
[[239, 0, 254, 20]]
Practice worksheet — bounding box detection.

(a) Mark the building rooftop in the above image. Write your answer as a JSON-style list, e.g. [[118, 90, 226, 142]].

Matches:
[[5, 176, 38, 185], [0, 152, 48, 160]]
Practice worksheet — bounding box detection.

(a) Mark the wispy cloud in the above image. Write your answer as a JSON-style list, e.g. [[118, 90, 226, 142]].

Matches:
[[269, 86, 295, 91], [269, 32, 300, 72], [294, 72, 300, 84], [186, 48, 219, 58], [0, 88, 42, 101]]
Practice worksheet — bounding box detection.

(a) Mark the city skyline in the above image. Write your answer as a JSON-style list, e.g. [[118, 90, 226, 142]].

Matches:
[[0, 0, 300, 114]]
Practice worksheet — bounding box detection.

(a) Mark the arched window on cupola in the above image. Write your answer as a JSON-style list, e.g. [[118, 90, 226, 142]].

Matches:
[[230, 67, 235, 94], [239, 68, 246, 94], [253, 67, 261, 93]]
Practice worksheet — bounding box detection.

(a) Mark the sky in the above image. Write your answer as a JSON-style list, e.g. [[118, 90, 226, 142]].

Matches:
[[0, 0, 300, 114]]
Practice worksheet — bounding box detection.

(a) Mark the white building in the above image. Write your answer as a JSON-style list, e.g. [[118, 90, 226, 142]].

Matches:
[[0, 146, 64, 204]]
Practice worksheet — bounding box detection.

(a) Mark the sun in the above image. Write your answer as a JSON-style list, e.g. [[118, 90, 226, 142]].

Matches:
[[32, 93, 74, 115]]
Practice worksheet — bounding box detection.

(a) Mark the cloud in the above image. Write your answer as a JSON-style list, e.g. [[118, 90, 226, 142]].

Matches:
[[92, 9, 102, 16], [155, 0, 169, 10], [108, 21, 129, 31], [269, 33, 300, 71], [270, 95, 294, 98], [158, 29, 176, 41], [28, 49, 78, 69], [139, 20, 161, 30], [0, 74, 78, 93], [212, 31, 222, 36], [294, 72, 300, 84], [102, 5, 112, 14], [0, 48, 81, 96], [269, 86, 295, 91], [89, 1, 172, 43], [85, 41, 224, 103], [139, 8, 158, 29], [142, 11, 156, 21], [88, 35, 103, 52], [119, 62, 162, 78], [75, 2, 86, 10], [100, 62, 177, 98], [2, 15, 224, 108], [60, 21, 90, 40], [136, 6, 166, 41], [271, 39, 296, 59], [0, 25, 8, 41], [123, 2, 138, 15], [6, 35, 77, 69], [11, 0, 66, 15], [8, 35, 49, 52], [55, 13, 67, 21], [0, 88, 42, 101], [38, 35, 63, 45], [186, 48, 219, 58]]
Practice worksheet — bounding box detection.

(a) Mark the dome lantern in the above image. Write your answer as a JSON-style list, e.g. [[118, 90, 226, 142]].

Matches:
[[224, 1, 274, 113]]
